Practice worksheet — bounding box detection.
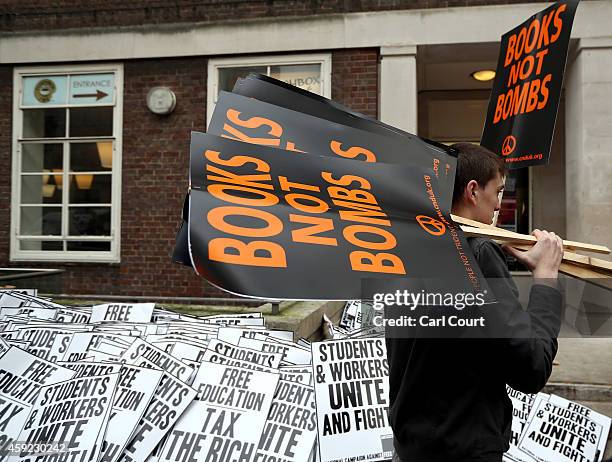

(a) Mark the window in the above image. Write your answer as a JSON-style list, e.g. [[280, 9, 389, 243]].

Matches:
[[11, 64, 123, 262], [207, 53, 332, 125]]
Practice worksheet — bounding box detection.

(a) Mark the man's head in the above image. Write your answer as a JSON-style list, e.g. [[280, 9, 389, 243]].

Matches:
[[451, 143, 506, 225]]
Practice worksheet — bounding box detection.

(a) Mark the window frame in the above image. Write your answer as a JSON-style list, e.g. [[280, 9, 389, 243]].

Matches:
[[11, 63, 123, 263], [206, 53, 332, 126]]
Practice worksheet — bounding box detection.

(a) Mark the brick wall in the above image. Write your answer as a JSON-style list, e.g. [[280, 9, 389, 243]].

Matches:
[[0, 0, 554, 32], [115, 57, 213, 297], [332, 49, 378, 119], [0, 49, 379, 297], [0, 58, 223, 298]]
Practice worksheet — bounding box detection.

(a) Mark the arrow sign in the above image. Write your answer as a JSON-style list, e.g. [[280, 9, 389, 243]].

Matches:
[[73, 90, 108, 101], [69, 73, 115, 105]]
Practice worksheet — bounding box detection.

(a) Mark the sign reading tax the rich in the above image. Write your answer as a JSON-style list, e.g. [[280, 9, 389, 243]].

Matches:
[[481, 0, 579, 168], [188, 132, 486, 300]]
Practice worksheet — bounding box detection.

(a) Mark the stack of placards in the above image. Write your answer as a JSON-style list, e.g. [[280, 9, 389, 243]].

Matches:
[[0, 290, 609, 462], [172, 73, 495, 303], [339, 300, 376, 332], [505, 387, 611, 462], [0, 291, 317, 462]]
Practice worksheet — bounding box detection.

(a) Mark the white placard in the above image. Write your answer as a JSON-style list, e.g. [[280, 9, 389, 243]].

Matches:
[[159, 362, 279, 462], [120, 339, 193, 383], [311, 339, 391, 462], [206, 339, 283, 369], [119, 366, 197, 462], [11, 373, 119, 462], [0, 347, 76, 406], [256, 378, 317, 462], [100, 365, 163, 462], [518, 394, 611, 462], [90, 303, 155, 324]]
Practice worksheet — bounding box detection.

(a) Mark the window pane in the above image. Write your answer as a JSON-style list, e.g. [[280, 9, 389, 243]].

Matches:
[[69, 107, 113, 137], [67, 241, 111, 252], [69, 206, 110, 236], [21, 175, 62, 204], [69, 174, 111, 203], [270, 64, 321, 93], [218, 66, 267, 95], [20, 207, 62, 235], [70, 142, 112, 171], [21, 143, 63, 172], [22, 109, 66, 138], [20, 240, 63, 251]]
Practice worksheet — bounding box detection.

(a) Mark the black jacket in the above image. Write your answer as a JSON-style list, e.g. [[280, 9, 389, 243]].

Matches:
[[386, 237, 562, 462]]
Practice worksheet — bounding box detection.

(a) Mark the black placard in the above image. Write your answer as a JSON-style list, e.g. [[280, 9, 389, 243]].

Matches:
[[209, 91, 455, 210], [188, 132, 485, 300], [481, 0, 579, 169]]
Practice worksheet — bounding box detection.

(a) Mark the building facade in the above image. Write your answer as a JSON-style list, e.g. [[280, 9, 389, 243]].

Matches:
[[1, 0, 610, 297]]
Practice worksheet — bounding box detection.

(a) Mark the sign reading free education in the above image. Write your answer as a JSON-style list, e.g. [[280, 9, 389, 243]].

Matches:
[[188, 132, 486, 300], [481, 0, 579, 169]]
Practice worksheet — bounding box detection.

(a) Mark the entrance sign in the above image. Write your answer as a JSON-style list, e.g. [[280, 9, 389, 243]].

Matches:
[[481, 0, 579, 168], [69, 73, 115, 105]]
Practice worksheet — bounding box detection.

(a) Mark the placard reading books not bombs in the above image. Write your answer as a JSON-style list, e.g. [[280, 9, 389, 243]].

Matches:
[[209, 91, 455, 211], [233, 74, 457, 166], [311, 339, 391, 462], [188, 132, 486, 300], [481, 0, 579, 168]]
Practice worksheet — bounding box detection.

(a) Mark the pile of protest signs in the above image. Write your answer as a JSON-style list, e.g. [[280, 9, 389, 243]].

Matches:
[[0, 290, 608, 462], [504, 386, 610, 462], [173, 71, 492, 301]]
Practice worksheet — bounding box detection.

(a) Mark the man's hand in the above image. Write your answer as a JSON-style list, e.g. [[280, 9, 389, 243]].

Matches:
[[502, 229, 564, 280]]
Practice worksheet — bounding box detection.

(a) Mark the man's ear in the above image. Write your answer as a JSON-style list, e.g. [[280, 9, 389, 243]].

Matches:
[[464, 180, 479, 206]]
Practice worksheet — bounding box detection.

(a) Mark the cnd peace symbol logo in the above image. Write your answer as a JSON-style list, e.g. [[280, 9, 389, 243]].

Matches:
[[416, 215, 446, 236], [501, 135, 517, 156]]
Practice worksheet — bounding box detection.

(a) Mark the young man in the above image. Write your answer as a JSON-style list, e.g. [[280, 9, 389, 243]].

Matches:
[[387, 143, 564, 462]]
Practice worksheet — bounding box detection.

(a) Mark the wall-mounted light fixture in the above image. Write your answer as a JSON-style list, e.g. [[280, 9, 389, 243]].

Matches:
[[471, 70, 496, 82], [146, 87, 176, 115]]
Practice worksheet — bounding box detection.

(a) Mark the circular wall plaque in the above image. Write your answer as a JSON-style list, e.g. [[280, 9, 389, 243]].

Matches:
[[146, 86, 176, 115]]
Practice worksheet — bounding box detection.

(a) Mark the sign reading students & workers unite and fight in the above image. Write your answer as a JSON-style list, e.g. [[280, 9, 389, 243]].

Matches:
[[481, 0, 579, 168]]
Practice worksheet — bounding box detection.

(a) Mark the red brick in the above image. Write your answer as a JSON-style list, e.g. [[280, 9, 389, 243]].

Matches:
[[0, 1, 551, 32]]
